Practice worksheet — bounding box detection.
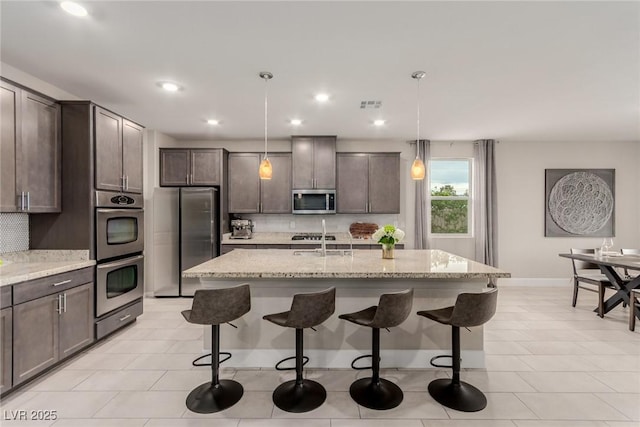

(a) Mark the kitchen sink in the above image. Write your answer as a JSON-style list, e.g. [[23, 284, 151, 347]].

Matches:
[[293, 249, 352, 257]]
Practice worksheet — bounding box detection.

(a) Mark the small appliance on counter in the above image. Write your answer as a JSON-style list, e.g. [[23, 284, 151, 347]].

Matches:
[[231, 219, 254, 239]]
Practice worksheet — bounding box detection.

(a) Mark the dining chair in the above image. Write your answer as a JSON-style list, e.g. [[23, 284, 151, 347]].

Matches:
[[620, 249, 640, 279], [570, 248, 614, 318]]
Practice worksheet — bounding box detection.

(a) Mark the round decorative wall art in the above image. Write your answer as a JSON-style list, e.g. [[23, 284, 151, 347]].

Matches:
[[548, 171, 614, 235]]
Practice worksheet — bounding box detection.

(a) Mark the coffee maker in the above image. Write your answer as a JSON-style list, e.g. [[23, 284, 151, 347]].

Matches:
[[230, 219, 254, 239]]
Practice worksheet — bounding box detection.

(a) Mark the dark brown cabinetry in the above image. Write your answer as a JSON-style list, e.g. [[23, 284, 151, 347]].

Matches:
[[0, 79, 61, 213], [0, 306, 12, 394], [228, 153, 291, 214], [95, 107, 143, 194], [292, 136, 336, 189], [160, 148, 223, 186], [12, 269, 94, 386], [336, 153, 400, 214]]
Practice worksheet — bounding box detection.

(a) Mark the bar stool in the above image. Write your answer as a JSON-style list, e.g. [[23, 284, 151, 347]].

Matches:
[[630, 288, 639, 331], [181, 284, 251, 413], [263, 287, 336, 413], [417, 287, 498, 412], [338, 288, 414, 410]]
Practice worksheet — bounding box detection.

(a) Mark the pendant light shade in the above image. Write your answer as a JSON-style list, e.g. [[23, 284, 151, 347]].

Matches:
[[259, 71, 273, 180], [411, 71, 426, 181], [411, 158, 426, 180]]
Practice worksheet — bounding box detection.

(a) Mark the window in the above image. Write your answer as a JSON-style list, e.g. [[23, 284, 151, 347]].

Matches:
[[429, 159, 472, 236]]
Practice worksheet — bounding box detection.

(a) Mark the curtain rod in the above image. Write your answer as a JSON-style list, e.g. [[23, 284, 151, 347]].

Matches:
[[406, 140, 500, 145]]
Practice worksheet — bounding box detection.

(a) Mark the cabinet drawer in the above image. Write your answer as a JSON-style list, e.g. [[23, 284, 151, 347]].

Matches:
[[13, 267, 94, 305], [0, 286, 11, 309], [96, 299, 143, 340]]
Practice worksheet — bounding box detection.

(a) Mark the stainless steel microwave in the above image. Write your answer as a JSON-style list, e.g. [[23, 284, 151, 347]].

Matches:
[[292, 189, 336, 214]]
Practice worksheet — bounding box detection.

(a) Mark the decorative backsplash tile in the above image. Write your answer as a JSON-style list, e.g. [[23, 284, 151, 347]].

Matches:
[[0, 213, 29, 253]]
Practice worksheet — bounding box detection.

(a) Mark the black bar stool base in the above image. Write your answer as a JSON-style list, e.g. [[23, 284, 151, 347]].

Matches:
[[428, 378, 487, 412], [273, 379, 327, 413], [186, 380, 244, 413], [349, 377, 403, 410]]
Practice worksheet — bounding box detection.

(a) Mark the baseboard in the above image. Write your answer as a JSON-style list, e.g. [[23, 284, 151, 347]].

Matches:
[[198, 349, 485, 369], [498, 278, 570, 287]]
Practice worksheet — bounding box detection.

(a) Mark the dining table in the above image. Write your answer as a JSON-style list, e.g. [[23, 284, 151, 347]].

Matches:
[[559, 252, 640, 319]]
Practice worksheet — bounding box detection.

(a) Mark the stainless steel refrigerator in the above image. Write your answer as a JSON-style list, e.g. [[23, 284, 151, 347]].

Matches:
[[153, 187, 219, 297]]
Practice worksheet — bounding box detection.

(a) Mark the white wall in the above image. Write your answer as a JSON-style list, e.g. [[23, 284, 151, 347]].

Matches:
[[497, 141, 640, 278]]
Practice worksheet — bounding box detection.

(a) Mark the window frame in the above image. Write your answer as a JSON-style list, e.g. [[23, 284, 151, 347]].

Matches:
[[427, 157, 474, 238]]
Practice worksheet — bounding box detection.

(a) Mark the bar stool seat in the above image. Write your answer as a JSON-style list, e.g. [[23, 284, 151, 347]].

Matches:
[[339, 288, 413, 410], [263, 287, 336, 413], [181, 284, 251, 414], [417, 287, 498, 412]]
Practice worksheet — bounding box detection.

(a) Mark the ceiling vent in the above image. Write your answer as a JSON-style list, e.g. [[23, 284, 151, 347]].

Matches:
[[360, 100, 382, 109]]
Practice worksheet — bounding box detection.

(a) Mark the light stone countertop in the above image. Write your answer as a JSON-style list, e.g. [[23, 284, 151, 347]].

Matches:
[[183, 249, 510, 279], [222, 232, 379, 246], [0, 250, 95, 287]]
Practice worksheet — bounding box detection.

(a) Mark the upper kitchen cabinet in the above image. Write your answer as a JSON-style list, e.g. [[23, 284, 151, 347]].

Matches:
[[336, 153, 400, 214], [0, 79, 61, 213], [160, 148, 223, 186], [228, 152, 292, 214], [292, 136, 336, 189], [95, 106, 143, 194]]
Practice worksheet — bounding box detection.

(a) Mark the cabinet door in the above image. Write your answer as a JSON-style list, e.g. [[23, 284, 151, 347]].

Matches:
[[292, 137, 314, 189], [59, 283, 94, 359], [336, 154, 369, 213], [0, 82, 19, 212], [368, 154, 400, 213], [191, 149, 221, 185], [261, 153, 292, 213], [313, 137, 336, 189], [95, 107, 123, 192], [13, 294, 59, 385], [228, 153, 260, 213], [122, 120, 143, 194], [160, 149, 189, 186], [19, 91, 61, 212], [0, 307, 12, 394]]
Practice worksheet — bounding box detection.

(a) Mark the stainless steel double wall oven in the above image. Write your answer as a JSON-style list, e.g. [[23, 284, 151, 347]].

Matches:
[[95, 191, 144, 317]]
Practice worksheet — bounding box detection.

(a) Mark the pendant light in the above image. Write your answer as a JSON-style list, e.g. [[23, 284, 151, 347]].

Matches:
[[410, 71, 426, 180], [258, 71, 273, 180]]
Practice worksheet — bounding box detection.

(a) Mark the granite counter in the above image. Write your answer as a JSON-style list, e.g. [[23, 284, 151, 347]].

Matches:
[[0, 250, 95, 287]]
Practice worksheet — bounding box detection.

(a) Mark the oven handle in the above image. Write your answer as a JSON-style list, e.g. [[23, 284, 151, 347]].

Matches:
[[96, 208, 144, 215], [97, 254, 144, 270]]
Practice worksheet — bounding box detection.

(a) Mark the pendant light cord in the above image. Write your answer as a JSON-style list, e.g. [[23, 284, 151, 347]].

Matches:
[[416, 76, 421, 160], [264, 76, 269, 159]]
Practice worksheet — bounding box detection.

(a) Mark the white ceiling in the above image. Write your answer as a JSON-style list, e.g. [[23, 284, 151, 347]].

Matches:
[[1, 1, 638, 142]]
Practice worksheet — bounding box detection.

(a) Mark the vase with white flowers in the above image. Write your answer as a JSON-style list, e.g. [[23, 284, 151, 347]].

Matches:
[[371, 224, 405, 259]]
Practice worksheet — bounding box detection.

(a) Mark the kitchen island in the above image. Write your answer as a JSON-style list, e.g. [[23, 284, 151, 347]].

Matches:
[[183, 249, 510, 369]]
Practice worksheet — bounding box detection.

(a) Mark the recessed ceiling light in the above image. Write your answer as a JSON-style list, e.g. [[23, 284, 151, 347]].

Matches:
[[290, 119, 302, 126], [373, 120, 386, 126], [158, 82, 181, 92], [207, 119, 219, 126], [315, 93, 330, 102], [60, 1, 88, 17]]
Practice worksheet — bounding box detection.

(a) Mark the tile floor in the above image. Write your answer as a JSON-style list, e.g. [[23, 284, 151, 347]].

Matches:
[[1, 285, 638, 427]]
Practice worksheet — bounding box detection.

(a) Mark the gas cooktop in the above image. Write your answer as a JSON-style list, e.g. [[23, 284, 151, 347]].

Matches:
[[291, 233, 336, 241]]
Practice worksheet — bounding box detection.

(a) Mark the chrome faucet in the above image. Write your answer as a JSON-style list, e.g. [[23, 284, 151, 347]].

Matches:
[[320, 219, 327, 256]]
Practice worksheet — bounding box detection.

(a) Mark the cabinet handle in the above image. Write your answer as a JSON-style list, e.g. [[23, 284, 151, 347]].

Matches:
[[125, 175, 129, 190], [57, 295, 63, 314], [260, 202, 262, 212], [19, 191, 25, 211], [368, 202, 371, 213], [63, 293, 67, 313], [119, 314, 132, 322], [52, 279, 72, 287], [26, 192, 30, 211]]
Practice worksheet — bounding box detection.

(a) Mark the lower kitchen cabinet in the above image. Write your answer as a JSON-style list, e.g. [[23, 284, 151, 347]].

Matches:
[[12, 282, 93, 386], [0, 307, 12, 394]]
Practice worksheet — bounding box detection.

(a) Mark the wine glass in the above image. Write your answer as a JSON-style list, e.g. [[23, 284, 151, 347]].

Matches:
[[601, 237, 614, 256]]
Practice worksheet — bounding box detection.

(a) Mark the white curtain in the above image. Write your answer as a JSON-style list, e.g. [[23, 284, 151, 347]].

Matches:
[[414, 139, 431, 249], [474, 139, 498, 266]]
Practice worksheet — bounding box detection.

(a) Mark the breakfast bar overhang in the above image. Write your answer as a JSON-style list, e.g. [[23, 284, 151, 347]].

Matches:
[[183, 249, 510, 369]]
